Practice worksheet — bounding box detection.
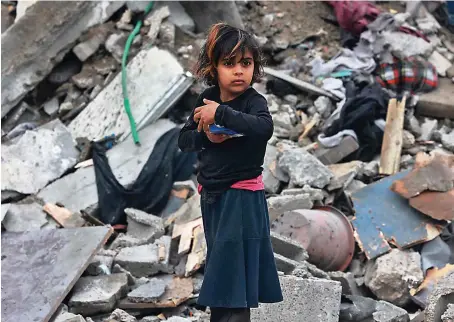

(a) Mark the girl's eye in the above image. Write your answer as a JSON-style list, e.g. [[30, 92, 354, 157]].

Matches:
[[242, 60, 252, 66]]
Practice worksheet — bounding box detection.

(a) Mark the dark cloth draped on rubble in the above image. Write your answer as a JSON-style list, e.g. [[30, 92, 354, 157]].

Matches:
[[197, 188, 283, 308], [92, 128, 197, 226], [323, 83, 390, 162]]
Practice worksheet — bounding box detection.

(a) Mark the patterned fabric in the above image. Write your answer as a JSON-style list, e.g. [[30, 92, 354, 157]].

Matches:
[[376, 56, 438, 94]]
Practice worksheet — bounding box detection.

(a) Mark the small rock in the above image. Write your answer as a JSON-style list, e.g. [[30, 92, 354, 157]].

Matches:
[[265, 94, 280, 113], [365, 249, 423, 307], [328, 271, 366, 296], [108, 308, 137, 322], [192, 273, 204, 294], [71, 66, 101, 89], [89, 85, 102, 100], [441, 130, 454, 152], [273, 112, 293, 130], [328, 161, 364, 191], [53, 312, 86, 322], [273, 37, 289, 51], [127, 277, 167, 303], [254, 35, 268, 47], [428, 50, 453, 77], [2, 202, 49, 232], [85, 255, 114, 276], [277, 148, 333, 188], [125, 208, 165, 243], [442, 303, 454, 322], [110, 233, 143, 250], [405, 114, 422, 137], [112, 264, 137, 286], [361, 160, 379, 178], [262, 14, 274, 28], [140, 317, 160, 322], [400, 154, 414, 169], [73, 26, 109, 62], [314, 96, 333, 119], [284, 94, 298, 105], [373, 300, 410, 322], [59, 101, 74, 114], [43, 97, 60, 116], [91, 56, 118, 75], [267, 194, 313, 219], [402, 130, 416, 149], [345, 180, 367, 195], [159, 21, 175, 48], [263, 144, 281, 194], [292, 261, 330, 280], [105, 33, 128, 62], [166, 317, 191, 322], [419, 118, 438, 141], [281, 185, 324, 202]]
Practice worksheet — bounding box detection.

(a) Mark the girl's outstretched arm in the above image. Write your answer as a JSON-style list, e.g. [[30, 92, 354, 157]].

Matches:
[[214, 95, 273, 139], [178, 95, 206, 152]]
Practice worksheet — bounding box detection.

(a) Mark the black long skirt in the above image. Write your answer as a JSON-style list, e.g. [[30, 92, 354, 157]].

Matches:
[[197, 189, 283, 308]]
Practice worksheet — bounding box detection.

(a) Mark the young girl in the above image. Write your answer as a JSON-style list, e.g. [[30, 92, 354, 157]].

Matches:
[[178, 23, 283, 322]]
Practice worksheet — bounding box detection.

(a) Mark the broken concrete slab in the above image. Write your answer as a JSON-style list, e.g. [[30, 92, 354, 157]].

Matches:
[[72, 24, 112, 62], [125, 208, 165, 243], [328, 271, 366, 296], [251, 275, 341, 322], [127, 277, 167, 303], [68, 273, 129, 316], [2, 202, 49, 232], [417, 79, 454, 119], [2, 119, 79, 195], [1, 227, 112, 322], [273, 253, 300, 274], [110, 234, 143, 250], [85, 255, 114, 276], [267, 194, 313, 221], [69, 47, 186, 141], [1, 1, 124, 117], [365, 249, 424, 307], [327, 161, 364, 191], [428, 50, 453, 77], [277, 147, 333, 188], [37, 119, 175, 216], [270, 231, 309, 263], [425, 272, 454, 322], [114, 236, 172, 277], [281, 185, 324, 201]]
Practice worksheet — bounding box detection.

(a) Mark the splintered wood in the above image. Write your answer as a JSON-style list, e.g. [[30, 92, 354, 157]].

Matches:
[[43, 203, 86, 228], [380, 97, 406, 175]]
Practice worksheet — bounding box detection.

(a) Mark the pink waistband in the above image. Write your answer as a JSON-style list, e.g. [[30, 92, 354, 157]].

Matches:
[[198, 175, 264, 193]]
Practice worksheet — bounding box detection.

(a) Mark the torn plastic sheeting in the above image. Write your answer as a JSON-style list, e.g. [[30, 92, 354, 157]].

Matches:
[[351, 170, 446, 260]]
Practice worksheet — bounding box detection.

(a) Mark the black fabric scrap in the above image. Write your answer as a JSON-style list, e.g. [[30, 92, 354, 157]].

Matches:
[[92, 127, 197, 226]]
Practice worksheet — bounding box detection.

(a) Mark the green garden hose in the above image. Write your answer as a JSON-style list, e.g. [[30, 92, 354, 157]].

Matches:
[[122, 1, 154, 145]]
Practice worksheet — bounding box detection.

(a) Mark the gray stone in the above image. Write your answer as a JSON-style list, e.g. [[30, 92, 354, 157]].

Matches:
[[374, 300, 410, 322], [272, 112, 293, 130], [281, 185, 324, 202], [406, 114, 422, 137], [284, 94, 298, 105], [69, 47, 183, 141], [127, 277, 167, 303], [140, 317, 160, 322], [345, 180, 367, 195], [382, 31, 433, 60], [85, 255, 114, 276], [154, 1, 195, 32], [274, 253, 300, 274], [402, 130, 416, 149], [59, 101, 74, 114], [107, 308, 137, 322], [400, 154, 414, 169], [1, 203, 11, 223], [72, 65, 102, 89], [159, 21, 176, 48], [125, 208, 165, 242], [263, 144, 281, 194], [68, 273, 129, 316], [166, 317, 191, 322], [110, 234, 143, 250], [441, 131, 454, 152], [328, 161, 364, 191], [114, 236, 172, 277], [105, 33, 128, 62], [43, 97, 60, 116], [145, 6, 170, 43], [270, 231, 309, 263], [72, 25, 110, 62], [420, 118, 438, 141], [425, 272, 454, 322], [251, 276, 341, 322], [112, 264, 137, 286], [2, 119, 79, 195], [362, 160, 379, 178], [442, 304, 454, 322], [339, 295, 409, 322], [192, 273, 204, 294], [292, 261, 330, 280], [1, 1, 124, 117], [429, 50, 453, 77], [2, 202, 48, 232], [328, 271, 366, 296], [37, 119, 175, 217], [53, 312, 86, 322], [267, 194, 313, 221], [314, 96, 333, 119], [365, 249, 423, 307], [91, 56, 117, 75], [277, 148, 333, 188]]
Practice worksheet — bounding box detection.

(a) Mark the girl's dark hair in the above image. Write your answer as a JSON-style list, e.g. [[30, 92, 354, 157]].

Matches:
[[195, 23, 265, 86]]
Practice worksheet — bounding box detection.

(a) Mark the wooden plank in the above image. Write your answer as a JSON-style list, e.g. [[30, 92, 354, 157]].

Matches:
[[380, 97, 406, 175], [1, 226, 113, 322], [119, 276, 193, 309], [351, 170, 445, 259], [185, 225, 207, 277], [264, 67, 340, 101], [172, 217, 203, 239], [299, 113, 321, 141], [43, 203, 86, 228]]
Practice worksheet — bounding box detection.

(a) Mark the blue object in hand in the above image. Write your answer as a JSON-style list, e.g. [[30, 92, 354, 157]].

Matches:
[[209, 124, 244, 137]]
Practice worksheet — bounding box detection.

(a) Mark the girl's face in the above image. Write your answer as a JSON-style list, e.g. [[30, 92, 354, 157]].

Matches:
[[216, 49, 254, 100]]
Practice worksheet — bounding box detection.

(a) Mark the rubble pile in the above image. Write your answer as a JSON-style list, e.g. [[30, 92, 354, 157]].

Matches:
[[1, 1, 454, 322]]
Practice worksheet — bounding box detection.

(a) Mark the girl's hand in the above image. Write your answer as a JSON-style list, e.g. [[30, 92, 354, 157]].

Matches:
[[194, 99, 220, 132], [206, 130, 230, 143]]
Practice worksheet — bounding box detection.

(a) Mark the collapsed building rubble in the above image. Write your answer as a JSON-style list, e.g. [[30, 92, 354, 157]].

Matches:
[[1, 1, 454, 322]]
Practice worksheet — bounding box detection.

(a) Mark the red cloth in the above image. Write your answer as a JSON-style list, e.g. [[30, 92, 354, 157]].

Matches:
[[198, 175, 264, 194], [328, 0, 380, 35]]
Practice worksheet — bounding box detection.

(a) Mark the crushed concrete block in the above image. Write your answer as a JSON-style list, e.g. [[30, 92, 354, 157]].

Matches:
[[68, 273, 129, 316], [420, 118, 439, 141], [270, 231, 308, 263], [140, 317, 160, 322], [107, 308, 137, 322], [442, 303, 454, 322], [267, 194, 313, 221], [281, 185, 324, 201], [365, 249, 423, 307], [328, 161, 364, 190], [402, 130, 416, 149], [277, 148, 333, 188], [127, 277, 167, 303], [345, 180, 367, 195], [112, 264, 137, 286], [328, 271, 366, 296], [69, 47, 184, 141], [274, 253, 301, 274], [339, 295, 409, 322], [1, 120, 79, 195], [105, 33, 128, 62], [125, 208, 165, 242], [2, 202, 48, 232], [73, 24, 111, 62], [85, 255, 114, 276], [263, 144, 281, 194], [374, 300, 410, 322], [110, 234, 144, 250], [361, 160, 379, 178], [292, 261, 331, 280], [428, 50, 453, 77], [43, 97, 60, 116], [53, 312, 86, 322], [425, 272, 454, 322], [1, 1, 124, 117], [251, 275, 341, 322], [114, 236, 172, 277]]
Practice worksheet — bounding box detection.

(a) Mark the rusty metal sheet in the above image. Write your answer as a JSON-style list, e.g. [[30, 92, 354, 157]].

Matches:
[[409, 190, 454, 221], [1, 227, 112, 322], [351, 171, 446, 260]]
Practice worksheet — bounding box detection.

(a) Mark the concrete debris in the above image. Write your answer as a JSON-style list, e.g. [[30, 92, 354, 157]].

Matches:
[[1, 1, 124, 117], [85, 255, 114, 276], [339, 295, 409, 322], [425, 272, 454, 322], [267, 194, 313, 220], [53, 312, 87, 322], [251, 275, 342, 322], [114, 236, 173, 278], [281, 185, 324, 201], [139, 317, 160, 322], [402, 130, 416, 149], [277, 147, 333, 188], [68, 273, 129, 316], [73, 24, 112, 62], [314, 96, 334, 119], [328, 161, 364, 191], [442, 304, 454, 322], [127, 277, 168, 303], [105, 33, 128, 62], [328, 271, 366, 297], [107, 308, 137, 322], [166, 317, 191, 322], [145, 6, 170, 43], [110, 234, 144, 250], [270, 231, 309, 263], [428, 50, 453, 77], [2, 202, 49, 232], [417, 79, 454, 119], [43, 97, 60, 116], [365, 249, 424, 307], [1, 119, 79, 195], [154, 1, 195, 32], [125, 208, 165, 243]]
